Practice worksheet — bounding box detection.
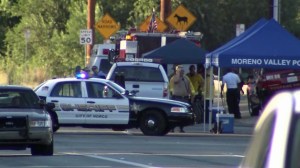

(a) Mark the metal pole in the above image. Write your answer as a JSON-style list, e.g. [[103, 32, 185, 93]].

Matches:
[[273, 0, 279, 22], [209, 67, 213, 131], [203, 67, 207, 132]]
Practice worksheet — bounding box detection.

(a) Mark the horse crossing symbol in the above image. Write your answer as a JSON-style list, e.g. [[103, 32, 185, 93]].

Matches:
[[174, 14, 188, 25], [167, 5, 196, 31]]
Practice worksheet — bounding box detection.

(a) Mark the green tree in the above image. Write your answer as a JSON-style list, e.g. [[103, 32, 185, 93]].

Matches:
[[3, 0, 74, 84], [1, 0, 300, 86], [98, 0, 135, 29]]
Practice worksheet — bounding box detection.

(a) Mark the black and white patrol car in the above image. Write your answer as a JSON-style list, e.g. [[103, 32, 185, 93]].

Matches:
[[34, 74, 194, 136]]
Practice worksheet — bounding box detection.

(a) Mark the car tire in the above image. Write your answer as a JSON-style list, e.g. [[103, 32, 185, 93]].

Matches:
[[247, 93, 253, 116], [48, 110, 60, 132], [52, 118, 60, 133], [139, 110, 167, 136], [31, 140, 54, 156], [248, 94, 260, 116]]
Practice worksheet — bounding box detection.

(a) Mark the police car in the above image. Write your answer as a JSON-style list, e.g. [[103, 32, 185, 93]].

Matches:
[[34, 73, 194, 136], [0, 85, 54, 155]]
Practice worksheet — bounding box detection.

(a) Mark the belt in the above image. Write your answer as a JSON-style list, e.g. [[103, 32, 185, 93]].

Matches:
[[227, 88, 238, 90], [172, 95, 190, 99]]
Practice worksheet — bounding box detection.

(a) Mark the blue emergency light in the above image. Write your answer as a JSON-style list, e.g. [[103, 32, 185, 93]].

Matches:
[[75, 72, 89, 79]]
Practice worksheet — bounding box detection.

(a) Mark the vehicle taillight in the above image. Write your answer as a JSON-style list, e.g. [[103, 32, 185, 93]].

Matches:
[[102, 49, 109, 55]]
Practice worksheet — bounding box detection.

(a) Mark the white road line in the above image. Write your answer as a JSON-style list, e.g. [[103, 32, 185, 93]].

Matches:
[[64, 152, 244, 158], [65, 152, 159, 168], [27, 166, 109, 168]]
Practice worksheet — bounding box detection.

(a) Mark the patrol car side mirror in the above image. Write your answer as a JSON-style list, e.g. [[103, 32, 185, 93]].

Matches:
[[38, 99, 46, 106], [46, 102, 55, 110]]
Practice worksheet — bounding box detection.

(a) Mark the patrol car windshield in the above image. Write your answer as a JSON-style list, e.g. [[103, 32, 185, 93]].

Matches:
[[0, 89, 40, 109], [107, 81, 125, 94]]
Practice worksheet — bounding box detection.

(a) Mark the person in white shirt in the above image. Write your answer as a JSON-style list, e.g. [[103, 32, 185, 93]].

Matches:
[[220, 68, 243, 119]]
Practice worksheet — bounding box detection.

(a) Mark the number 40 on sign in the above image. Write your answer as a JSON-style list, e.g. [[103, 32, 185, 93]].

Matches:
[[80, 29, 92, 45]]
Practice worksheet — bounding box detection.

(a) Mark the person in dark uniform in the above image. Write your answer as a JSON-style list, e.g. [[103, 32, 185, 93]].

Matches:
[[220, 68, 243, 119]]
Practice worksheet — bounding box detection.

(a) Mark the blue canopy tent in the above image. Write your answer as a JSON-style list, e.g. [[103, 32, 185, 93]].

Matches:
[[142, 38, 206, 64], [205, 18, 268, 67], [204, 18, 300, 131], [208, 19, 300, 69]]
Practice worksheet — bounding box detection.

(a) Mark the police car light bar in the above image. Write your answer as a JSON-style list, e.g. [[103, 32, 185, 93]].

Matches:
[[75, 72, 89, 79], [125, 58, 154, 62], [115, 57, 162, 64]]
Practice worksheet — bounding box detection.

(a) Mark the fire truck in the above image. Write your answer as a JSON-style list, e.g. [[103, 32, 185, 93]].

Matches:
[[107, 30, 202, 75], [87, 30, 202, 79], [108, 30, 202, 62]]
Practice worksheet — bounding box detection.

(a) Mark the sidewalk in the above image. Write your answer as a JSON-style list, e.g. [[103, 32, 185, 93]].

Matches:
[[182, 95, 259, 135], [181, 115, 258, 135]]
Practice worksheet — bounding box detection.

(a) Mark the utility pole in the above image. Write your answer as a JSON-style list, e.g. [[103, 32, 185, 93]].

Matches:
[[87, 0, 95, 66], [160, 0, 172, 31]]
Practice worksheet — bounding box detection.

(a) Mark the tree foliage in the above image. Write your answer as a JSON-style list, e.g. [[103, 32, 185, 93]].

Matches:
[[0, 0, 299, 85]]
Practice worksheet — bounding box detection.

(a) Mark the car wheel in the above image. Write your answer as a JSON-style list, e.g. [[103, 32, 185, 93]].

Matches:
[[249, 95, 260, 116], [52, 118, 60, 132], [139, 110, 167, 136], [31, 140, 54, 156], [247, 94, 253, 116]]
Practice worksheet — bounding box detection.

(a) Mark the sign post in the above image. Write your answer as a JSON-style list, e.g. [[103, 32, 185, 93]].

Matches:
[[236, 24, 245, 37], [80, 29, 92, 65]]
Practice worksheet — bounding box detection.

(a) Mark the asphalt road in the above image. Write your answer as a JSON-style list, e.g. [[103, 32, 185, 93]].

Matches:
[[0, 129, 251, 168], [0, 95, 257, 168]]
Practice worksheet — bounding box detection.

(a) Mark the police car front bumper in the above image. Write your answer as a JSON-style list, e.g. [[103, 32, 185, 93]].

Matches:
[[0, 127, 53, 146], [168, 112, 195, 127]]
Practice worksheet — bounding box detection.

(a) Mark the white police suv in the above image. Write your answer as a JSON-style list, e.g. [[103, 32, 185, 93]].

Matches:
[[34, 73, 194, 136], [106, 61, 169, 99]]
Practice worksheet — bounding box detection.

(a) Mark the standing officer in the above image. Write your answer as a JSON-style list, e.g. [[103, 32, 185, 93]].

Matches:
[[169, 65, 194, 132], [220, 68, 243, 119]]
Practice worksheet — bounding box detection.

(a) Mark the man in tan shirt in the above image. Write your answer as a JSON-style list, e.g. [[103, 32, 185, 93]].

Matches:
[[169, 65, 194, 132]]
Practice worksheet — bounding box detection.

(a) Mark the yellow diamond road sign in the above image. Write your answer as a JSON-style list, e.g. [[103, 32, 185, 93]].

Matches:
[[95, 13, 120, 39], [139, 16, 167, 32], [167, 5, 196, 31]]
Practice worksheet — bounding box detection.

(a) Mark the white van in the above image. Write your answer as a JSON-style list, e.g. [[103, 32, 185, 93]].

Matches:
[[106, 62, 169, 99], [88, 43, 115, 75]]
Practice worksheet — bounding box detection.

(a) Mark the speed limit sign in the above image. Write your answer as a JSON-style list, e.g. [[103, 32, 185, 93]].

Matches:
[[80, 29, 92, 44]]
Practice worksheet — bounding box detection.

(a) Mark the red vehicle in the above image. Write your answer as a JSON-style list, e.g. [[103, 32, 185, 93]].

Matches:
[[256, 69, 300, 110]]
